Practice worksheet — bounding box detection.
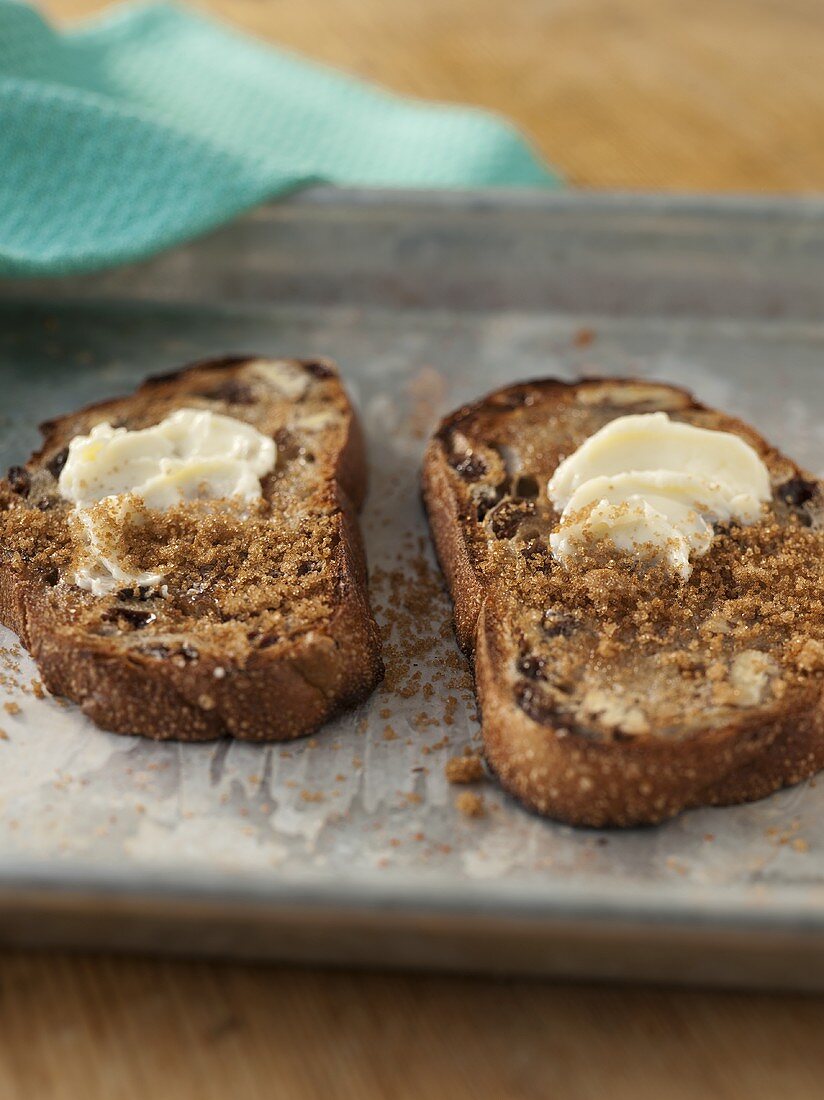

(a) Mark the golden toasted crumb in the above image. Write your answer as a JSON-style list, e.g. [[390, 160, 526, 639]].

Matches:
[[445, 753, 485, 784], [456, 791, 485, 818], [3, 701, 21, 717]]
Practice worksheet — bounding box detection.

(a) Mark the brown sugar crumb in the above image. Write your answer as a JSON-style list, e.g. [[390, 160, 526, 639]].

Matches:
[[414, 713, 441, 731], [382, 724, 398, 742], [422, 734, 450, 754], [395, 674, 422, 700], [379, 708, 392, 720], [3, 702, 21, 717], [300, 789, 325, 804], [767, 818, 806, 848], [30, 679, 45, 700], [0, 729, 8, 741], [443, 695, 458, 726], [370, 542, 462, 714], [456, 792, 486, 818], [445, 753, 485, 784]]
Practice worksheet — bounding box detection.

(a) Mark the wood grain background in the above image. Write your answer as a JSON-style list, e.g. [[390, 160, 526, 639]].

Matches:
[[7, 1, 824, 1096], [43, 0, 824, 192]]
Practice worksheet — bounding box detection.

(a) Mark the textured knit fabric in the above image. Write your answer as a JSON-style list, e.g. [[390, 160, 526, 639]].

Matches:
[[0, 0, 558, 276]]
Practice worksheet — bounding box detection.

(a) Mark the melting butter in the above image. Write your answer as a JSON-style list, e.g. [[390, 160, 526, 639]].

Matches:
[[547, 412, 771, 579], [58, 408, 276, 596]]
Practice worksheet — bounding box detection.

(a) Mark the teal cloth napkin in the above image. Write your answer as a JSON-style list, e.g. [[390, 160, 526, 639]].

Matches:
[[0, 1, 558, 277]]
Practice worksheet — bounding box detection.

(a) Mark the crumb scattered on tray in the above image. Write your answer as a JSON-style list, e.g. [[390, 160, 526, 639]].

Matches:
[[766, 817, 807, 850], [456, 791, 485, 818], [445, 752, 485, 784], [300, 789, 325, 804]]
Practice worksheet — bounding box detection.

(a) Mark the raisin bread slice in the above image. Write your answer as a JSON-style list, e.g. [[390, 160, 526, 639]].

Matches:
[[0, 356, 383, 741], [423, 377, 824, 826]]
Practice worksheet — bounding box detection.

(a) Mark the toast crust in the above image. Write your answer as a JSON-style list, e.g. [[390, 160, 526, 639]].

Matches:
[[423, 377, 824, 826], [0, 357, 383, 742]]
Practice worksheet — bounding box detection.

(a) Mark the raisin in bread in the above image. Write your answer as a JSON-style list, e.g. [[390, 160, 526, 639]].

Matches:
[[0, 356, 383, 741], [423, 378, 824, 826]]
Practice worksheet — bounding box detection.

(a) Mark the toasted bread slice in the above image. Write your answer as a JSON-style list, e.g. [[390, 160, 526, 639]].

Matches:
[[0, 356, 383, 741], [423, 377, 824, 826]]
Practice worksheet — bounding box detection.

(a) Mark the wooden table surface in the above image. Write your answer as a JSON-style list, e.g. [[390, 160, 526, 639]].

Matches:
[[8, 1, 824, 1097]]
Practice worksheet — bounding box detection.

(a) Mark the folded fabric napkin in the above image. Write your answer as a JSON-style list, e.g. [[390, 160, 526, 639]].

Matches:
[[0, 0, 557, 276]]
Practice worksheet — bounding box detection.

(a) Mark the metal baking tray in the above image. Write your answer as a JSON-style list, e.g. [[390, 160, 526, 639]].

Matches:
[[1, 189, 824, 990]]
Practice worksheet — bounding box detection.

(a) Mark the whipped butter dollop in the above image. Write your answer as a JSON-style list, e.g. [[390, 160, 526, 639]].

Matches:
[[548, 412, 771, 579], [58, 408, 276, 596]]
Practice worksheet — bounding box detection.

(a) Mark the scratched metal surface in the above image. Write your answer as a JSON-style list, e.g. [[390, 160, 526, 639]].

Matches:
[[1, 191, 824, 983]]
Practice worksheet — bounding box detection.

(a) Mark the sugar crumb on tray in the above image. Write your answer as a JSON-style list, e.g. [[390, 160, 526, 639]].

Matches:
[[445, 752, 485, 784], [300, 789, 325, 804], [455, 791, 486, 818]]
